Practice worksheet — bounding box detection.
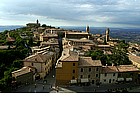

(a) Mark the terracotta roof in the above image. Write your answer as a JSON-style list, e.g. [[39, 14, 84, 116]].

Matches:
[[116, 65, 140, 72], [102, 66, 119, 73], [6, 37, 15, 42], [66, 31, 89, 35], [129, 54, 140, 64], [79, 57, 102, 67]]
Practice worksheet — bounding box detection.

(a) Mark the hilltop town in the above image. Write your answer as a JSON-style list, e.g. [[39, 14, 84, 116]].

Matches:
[[0, 20, 140, 92]]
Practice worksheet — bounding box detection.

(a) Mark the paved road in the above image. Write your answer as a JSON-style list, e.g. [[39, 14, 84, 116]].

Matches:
[[58, 83, 140, 93]]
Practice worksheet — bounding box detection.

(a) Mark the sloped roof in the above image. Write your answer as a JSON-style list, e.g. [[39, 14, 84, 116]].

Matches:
[[12, 67, 32, 77], [129, 54, 140, 64], [79, 57, 102, 67], [116, 65, 140, 72], [102, 66, 119, 73], [62, 51, 79, 62], [24, 51, 53, 62]]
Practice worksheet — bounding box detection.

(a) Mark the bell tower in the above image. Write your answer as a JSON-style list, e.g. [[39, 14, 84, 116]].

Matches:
[[106, 28, 110, 42]]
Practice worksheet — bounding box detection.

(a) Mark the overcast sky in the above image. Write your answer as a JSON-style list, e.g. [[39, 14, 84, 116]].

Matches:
[[0, 0, 140, 28]]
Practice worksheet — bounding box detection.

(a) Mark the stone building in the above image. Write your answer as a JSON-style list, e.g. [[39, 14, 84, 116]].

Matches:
[[65, 31, 90, 39], [23, 51, 54, 79], [100, 65, 140, 84], [116, 65, 140, 84], [26, 19, 40, 28]]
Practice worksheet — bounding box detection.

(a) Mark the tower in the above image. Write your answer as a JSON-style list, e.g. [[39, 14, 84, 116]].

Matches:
[[86, 25, 90, 33], [106, 28, 110, 42], [37, 19, 39, 25]]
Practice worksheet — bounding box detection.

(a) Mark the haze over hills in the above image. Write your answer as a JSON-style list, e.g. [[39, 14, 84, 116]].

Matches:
[[1, 25, 140, 43]]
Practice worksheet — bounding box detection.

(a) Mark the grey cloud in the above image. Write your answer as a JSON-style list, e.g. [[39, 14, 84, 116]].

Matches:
[[0, 0, 140, 27]]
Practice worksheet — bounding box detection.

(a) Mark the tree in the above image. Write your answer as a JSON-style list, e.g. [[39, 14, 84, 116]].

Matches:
[[42, 24, 47, 27], [12, 60, 23, 68], [111, 42, 131, 65]]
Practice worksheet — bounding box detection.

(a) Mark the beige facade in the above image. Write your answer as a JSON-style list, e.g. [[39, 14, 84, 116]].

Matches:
[[40, 33, 58, 42]]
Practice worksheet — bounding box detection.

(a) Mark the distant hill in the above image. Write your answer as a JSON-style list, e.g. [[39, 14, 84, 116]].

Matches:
[[0, 25, 24, 32]]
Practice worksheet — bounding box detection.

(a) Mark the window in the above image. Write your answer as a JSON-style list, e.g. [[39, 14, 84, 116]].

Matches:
[[118, 73, 121, 77], [81, 68, 83, 72], [88, 75, 90, 78], [96, 67, 99, 71], [105, 73, 107, 77], [73, 70, 75, 73], [73, 63, 75, 66], [113, 73, 115, 76], [72, 76, 75, 79], [81, 75, 83, 78], [130, 73, 133, 76], [89, 68, 91, 72], [96, 74, 98, 77]]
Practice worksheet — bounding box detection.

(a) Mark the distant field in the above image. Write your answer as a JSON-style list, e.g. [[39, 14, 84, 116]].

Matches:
[[61, 26, 140, 43]]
